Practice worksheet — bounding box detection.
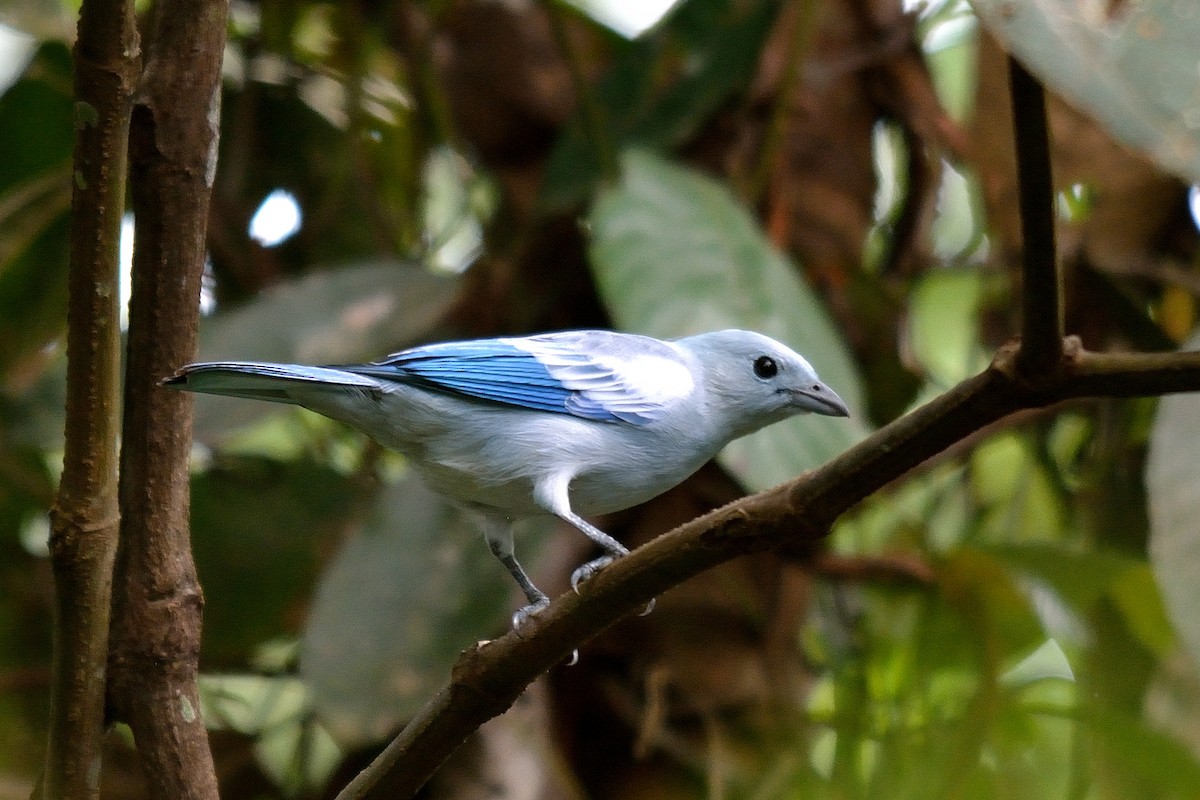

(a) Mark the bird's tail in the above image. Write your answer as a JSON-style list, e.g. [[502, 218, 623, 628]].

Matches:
[[162, 362, 380, 404]]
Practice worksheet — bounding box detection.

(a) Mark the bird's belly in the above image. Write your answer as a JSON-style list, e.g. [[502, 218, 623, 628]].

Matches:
[[414, 463, 703, 522], [408, 434, 710, 520], [412, 461, 543, 517], [567, 455, 709, 516]]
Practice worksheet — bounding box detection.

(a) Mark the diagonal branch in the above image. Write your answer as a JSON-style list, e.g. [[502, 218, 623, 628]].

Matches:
[[335, 342, 1200, 800], [41, 1, 138, 797], [1008, 56, 1063, 376]]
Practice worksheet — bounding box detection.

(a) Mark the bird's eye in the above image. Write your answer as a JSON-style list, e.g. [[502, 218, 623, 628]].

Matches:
[[753, 355, 778, 379]]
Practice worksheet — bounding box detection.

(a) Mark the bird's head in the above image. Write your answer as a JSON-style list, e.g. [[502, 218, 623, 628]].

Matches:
[[678, 329, 849, 438]]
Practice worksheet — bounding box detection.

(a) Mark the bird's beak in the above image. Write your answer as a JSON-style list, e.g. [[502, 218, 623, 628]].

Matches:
[[789, 381, 850, 417]]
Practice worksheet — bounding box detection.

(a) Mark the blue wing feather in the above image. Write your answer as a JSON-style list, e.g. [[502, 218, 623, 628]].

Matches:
[[338, 331, 689, 424], [340, 338, 619, 421]]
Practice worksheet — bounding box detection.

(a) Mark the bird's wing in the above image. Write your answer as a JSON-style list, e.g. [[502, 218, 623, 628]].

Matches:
[[342, 330, 696, 424]]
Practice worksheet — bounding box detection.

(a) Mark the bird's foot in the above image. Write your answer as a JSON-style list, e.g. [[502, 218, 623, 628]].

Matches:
[[570, 556, 614, 591], [511, 599, 579, 664], [570, 556, 656, 616], [511, 597, 551, 632]]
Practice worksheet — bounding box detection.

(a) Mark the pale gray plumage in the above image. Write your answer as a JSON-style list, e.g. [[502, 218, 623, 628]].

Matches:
[[165, 329, 849, 627]]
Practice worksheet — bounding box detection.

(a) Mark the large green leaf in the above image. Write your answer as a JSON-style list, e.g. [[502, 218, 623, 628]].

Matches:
[[971, 0, 1200, 184], [588, 148, 867, 491], [299, 476, 543, 746], [192, 262, 457, 441], [1146, 332, 1200, 669]]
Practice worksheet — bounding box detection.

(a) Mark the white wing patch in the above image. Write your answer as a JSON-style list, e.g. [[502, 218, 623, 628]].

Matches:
[[505, 333, 694, 424], [592, 352, 694, 405]]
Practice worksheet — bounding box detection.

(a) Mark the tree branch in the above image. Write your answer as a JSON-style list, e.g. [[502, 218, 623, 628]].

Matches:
[[105, 1, 228, 797], [807, 552, 935, 586], [40, 0, 138, 797], [1008, 57, 1062, 376], [335, 340, 1200, 800]]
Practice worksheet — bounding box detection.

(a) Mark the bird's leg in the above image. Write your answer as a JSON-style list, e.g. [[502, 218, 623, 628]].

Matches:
[[558, 510, 655, 616], [535, 473, 655, 615], [482, 520, 550, 630], [558, 510, 628, 587]]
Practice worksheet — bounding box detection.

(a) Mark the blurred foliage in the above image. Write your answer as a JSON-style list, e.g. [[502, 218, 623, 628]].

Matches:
[[2, 0, 1200, 798], [972, 0, 1200, 186]]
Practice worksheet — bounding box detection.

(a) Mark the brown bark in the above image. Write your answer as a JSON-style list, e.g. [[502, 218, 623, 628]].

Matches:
[[105, 1, 228, 797], [40, 0, 139, 797]]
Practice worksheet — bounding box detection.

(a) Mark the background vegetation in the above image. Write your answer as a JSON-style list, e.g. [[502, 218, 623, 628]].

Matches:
[[2, 0, 1200, 797]]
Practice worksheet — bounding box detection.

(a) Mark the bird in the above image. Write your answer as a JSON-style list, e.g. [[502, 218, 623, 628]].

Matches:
[[164, 329, 850, 629]]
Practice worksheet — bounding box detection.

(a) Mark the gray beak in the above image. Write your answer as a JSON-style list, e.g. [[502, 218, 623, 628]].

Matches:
[[790, 381, 850, 417]]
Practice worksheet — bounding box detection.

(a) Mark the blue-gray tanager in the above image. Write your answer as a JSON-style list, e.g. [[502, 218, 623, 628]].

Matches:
[[165, 329, 849, 627]]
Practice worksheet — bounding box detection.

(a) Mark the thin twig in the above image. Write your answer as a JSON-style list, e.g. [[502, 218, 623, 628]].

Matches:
[[1008, 57, 1062, 376], [40, 0, 138, 797], [333, 340, 1200, 800]]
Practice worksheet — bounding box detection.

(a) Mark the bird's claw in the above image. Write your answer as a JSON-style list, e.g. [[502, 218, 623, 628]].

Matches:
[[570, 556, 656, 617], [570, 556, 615, 592], [511, 597, 551, 632], [512, 602, 580, 665]]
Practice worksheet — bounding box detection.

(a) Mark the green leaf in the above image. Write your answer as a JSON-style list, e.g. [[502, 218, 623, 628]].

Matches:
[[1089, 710, 1200, 794], [192, 262, 457, 441], [1109, 563, 1176, 658], [970, 432, 1068, 543], [989, 542, 1135, 613], [539, 41, 658, 211], [907, 270, 988, 388], [921, 7, 979, 122], [201, 673, 312, 735], [300, 475, 541, 746], [0, 43, 74, 376], [540, 0, 781, 210], [972, 0, 1200, 184], [200, 673, 342, 797], [589, 148, 867, 491], [834, 461, 970, 553], [938, 547, 1045, 657], [990, 544, 1176, 657]]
